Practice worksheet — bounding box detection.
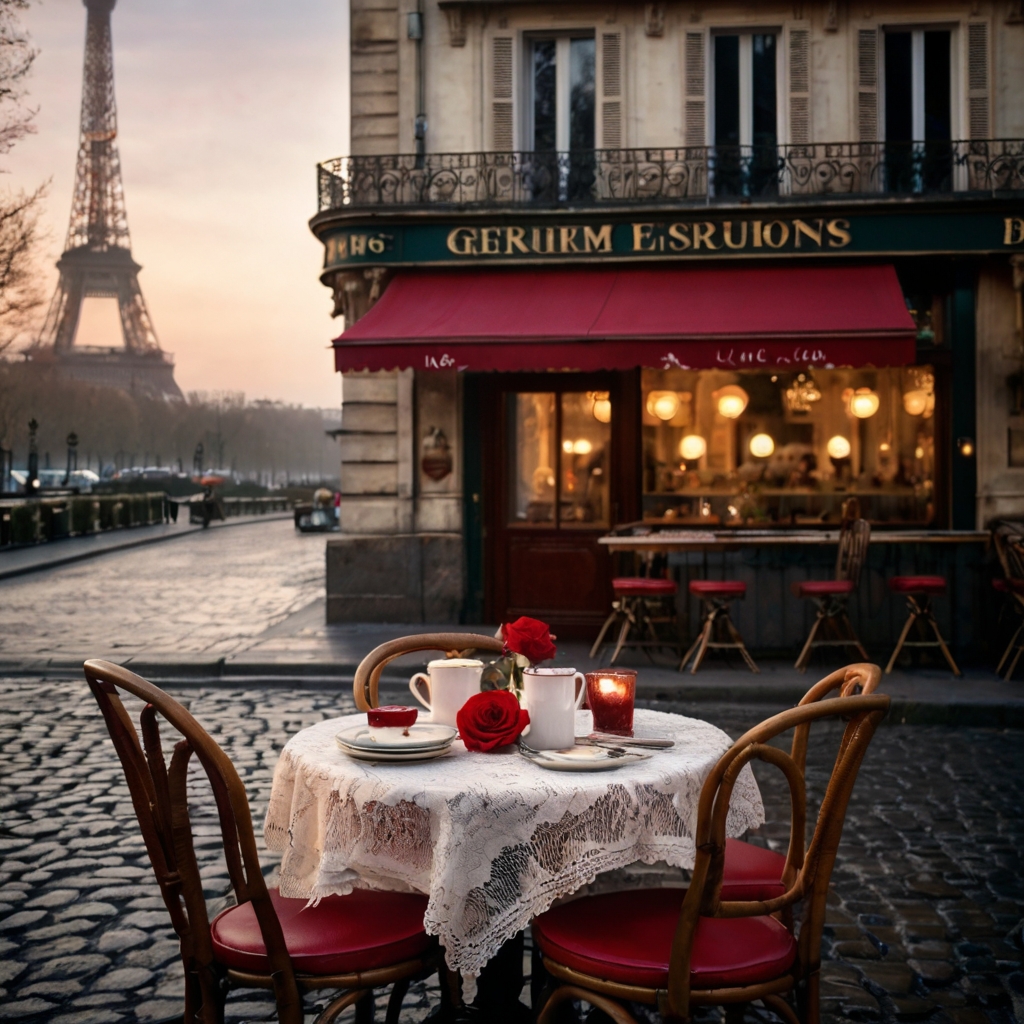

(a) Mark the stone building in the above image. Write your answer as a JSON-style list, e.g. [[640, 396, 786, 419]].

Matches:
[[313, 0, 1024, 650]]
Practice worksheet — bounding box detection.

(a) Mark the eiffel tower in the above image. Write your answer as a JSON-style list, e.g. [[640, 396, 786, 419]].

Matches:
[[32, 0, 181, 399]]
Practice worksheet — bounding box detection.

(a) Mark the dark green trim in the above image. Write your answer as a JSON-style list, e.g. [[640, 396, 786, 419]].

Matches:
[[950, 271, 978, 530]]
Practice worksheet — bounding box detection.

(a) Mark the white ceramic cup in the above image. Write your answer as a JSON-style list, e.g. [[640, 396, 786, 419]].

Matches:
[[521, 667, 586, 751], [408, 658, 484, 727]]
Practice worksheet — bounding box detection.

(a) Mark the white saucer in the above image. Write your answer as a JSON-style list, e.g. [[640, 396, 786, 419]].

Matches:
[[337, 723, 458, 751], [519, 744, 651, 772], [337, 741, 454, 763]]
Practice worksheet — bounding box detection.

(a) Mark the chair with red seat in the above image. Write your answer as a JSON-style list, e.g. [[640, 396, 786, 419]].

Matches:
[[992, 523, 1024, 679], [532, 689, 890, 1024], [791, 517, 871, 673], [85, 659, 442, 1024], [680, 579, 758, 674], [885, 575, 962, 676], [590, 576, 684, 665]]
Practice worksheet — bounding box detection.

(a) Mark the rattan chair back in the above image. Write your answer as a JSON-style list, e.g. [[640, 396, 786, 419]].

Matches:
[[85, 659, 304, 1024], [666, 692, 890, 1020], [352, 632, 505, 710]]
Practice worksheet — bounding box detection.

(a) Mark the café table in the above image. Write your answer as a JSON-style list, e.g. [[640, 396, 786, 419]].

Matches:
[[264, 707, 764, 991]]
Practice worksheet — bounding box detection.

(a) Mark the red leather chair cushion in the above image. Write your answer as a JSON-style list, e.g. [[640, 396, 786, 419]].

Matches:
[[889, 575, 946, 595], [689, 580, 747, 598], [532, 889, 795, 990], [720, 838, 788, 902], [210, 888, 432, 975], [613, 577, 679, 597], [791, 579, 855, 598], [993, 578, 1024, 595]]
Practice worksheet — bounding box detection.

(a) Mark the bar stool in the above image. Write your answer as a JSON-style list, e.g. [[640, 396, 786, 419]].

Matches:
[[992, 523, 1024, 680], [589, 577, 683, 665], [680, 579, 759, 674], [885, 575, 962, 676]]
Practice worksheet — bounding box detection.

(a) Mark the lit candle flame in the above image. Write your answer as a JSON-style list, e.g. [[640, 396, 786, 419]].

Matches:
[[598, 678, 620, 695]]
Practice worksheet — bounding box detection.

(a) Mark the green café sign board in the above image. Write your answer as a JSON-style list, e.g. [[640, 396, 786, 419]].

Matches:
[[321, 209, 1024, 270]]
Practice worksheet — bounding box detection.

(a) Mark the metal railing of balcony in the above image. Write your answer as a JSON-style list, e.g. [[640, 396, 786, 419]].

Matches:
[[317, 140, 1024, 211]]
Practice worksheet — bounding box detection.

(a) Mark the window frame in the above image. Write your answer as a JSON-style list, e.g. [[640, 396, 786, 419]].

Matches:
[[522, 29, 597, 154]]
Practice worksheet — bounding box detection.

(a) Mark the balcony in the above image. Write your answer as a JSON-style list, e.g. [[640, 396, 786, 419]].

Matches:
[[318, 139, 1024, 212]]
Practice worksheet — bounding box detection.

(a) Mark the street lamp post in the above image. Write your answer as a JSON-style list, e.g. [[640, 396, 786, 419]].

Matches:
[[63, 432, 79, 487], [26, 419, 39, 496]]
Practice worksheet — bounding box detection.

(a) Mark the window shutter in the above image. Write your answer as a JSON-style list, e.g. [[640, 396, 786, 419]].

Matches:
[[598, 31, 622, 149], [856, 28, 878, 141], [684, 31, 706, 147], [967, 22, 990, 139], [788, 27, 811, 144], [491, 36, 514, 151]]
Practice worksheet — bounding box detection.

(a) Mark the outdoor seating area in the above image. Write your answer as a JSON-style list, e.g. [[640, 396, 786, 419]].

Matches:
[[80, 643, 892, 1024]]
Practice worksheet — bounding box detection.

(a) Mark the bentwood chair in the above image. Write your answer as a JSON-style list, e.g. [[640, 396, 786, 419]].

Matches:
[[353, 632, 505, 710], [532, 691, 890, 1024], [791, 518, 871, 673], [85, 659, 441, 1024], [992, 523, 1024, 679]]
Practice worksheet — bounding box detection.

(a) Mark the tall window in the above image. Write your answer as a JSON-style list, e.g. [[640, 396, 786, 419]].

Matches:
[[884, 29, 952, 191], [711, 33, 778, 196], [528, 36, 595, 200]]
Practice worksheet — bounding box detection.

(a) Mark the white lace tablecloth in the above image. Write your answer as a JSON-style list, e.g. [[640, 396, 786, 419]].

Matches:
[[264, 708, 763, 978]]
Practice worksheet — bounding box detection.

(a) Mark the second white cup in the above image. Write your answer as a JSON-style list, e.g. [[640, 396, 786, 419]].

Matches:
[[521, 667, 586, 751], [408, 658, 483, 727]]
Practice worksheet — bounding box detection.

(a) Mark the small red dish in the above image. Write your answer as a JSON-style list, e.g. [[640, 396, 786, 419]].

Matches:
[[367, 705, 419, 729]]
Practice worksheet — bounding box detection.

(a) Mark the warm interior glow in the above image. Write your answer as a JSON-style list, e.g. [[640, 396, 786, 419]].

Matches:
[[572, 439, 593, 455], [646, 391, 681, 421], [827, 435, 852, 460], [679, 435, 707, 461], [958, 438, 975, 457], [850, 388, 880, 419], [592, 398, 612, 424], [561, 440, 573, 453], [749, 433, 775, 458], [714, 385, 749, 419], [903, 389, 935, 417]]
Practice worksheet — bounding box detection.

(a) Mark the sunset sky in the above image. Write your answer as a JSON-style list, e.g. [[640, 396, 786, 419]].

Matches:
[[6, 0, 350, 408]]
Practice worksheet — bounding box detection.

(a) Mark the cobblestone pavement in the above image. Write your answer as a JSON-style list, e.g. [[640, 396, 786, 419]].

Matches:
[[1, 679, 1022, 1024], [0, 522, 326, 659]]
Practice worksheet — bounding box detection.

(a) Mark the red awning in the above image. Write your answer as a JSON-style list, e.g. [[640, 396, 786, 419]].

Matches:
[[334, 264, 917, 373]]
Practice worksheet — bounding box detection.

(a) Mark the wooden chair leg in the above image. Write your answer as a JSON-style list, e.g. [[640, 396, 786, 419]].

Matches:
[[384, 979, 410, 1024], [794, 610, 825, 673], [885, 603, 919, 674], [609, 603, 637, 665], [839, 610, 871, 661], [762, 993, 801, 1024], [1005, 643, 1024, 681], [724, 613, 760, 674], [925, 606, 963, 677], [538, 984, 639, 1024], [317, 989, 371, 1024], [689, 610, 716, 674], [590, 605, 621, 660], [996, 621, 1023, 676], [354, 988, 375, 1024], [679, 609, 708, 672]]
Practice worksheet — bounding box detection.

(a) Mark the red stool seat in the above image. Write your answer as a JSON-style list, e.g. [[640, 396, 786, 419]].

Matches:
[[720, 838, 788, 902], [791, 579, 855, 598], [889, 575, 946, 595], [993, 577, 1024, 595], [533, 889, 795, 989], [210, 888, 431, 975], [612, 577, 679, 597], [689, 580, 747, 597]]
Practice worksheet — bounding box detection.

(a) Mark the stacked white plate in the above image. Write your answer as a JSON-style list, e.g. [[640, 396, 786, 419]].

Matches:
[[335, 723, 458, 763]]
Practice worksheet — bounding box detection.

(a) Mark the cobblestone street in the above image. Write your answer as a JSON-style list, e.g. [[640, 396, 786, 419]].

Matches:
[[1, 678, 1022, 1024]]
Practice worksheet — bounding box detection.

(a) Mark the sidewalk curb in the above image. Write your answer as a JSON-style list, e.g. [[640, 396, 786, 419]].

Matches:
[[3, 657, 1022, 728], [0, 513, 293, 580]]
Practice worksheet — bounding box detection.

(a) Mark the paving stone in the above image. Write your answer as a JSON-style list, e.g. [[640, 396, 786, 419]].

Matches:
[[123, 940, 180, 969], [0, 961, 26, 985], [96, 928, 150, 953], [858, 962, 916, 995], [49, 1013, 125, 1024], [908, 958, 959, 985], [19, 979, 84, 998], [133, 1000, 183, 1022], [55, 901, 118, 920], [91, 966, 154, 990], [26, 953, 110, 980], [0, 910, 46, 931], [24, 888, 81, 908]]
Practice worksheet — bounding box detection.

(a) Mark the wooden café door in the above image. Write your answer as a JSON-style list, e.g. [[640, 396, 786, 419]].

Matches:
[[481, 372, 639, 640]]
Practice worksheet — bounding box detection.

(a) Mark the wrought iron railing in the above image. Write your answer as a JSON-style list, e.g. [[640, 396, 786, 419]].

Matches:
[[317, 139, 1024, 211]]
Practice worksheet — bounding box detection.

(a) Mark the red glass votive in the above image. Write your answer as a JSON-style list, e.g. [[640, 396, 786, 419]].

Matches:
[[584, 670, 636, 736]]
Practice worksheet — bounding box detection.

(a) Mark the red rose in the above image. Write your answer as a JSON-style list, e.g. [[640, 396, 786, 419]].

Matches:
[[456, 691, 530, 752], [501, 616, 557, 664]]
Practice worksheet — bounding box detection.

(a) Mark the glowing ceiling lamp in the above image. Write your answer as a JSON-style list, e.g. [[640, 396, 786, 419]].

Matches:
[[646, 391, 681, 421], [749, 433, 775, 458], [714, 385, 749, 419], [591, 392, 612, 424], [849, 388, 880, 419], [572, 439, 593, 455], [827, 435, 852, 460], [679, 435, 707, 461]]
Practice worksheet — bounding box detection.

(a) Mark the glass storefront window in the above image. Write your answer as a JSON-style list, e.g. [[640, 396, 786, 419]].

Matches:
[[508, 390, 611, 528], [641, 367, 936, 525]]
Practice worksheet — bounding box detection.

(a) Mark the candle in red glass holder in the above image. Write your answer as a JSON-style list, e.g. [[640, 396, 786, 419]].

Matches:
[[585, 670, 636, 735]]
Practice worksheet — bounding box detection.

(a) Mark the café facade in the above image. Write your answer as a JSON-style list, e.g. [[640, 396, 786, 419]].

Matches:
[[314, 0, 1024, 661]]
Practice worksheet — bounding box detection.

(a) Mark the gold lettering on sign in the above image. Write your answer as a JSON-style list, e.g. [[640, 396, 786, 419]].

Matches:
[[1005, 218, 1024, 245], [668, 223, 691, 250], [506, 226, 530, 254], [693, 222, 720, 250], [633, 223, 657, 251], [722, 221, 747, 249], [560, 226, 581, 253], [826, 219, 852, 247], [350, 234, 368, 256], [751, 221, 764, 248], [793, 219, 824, 247], [762, 221, 790, 248], [583, 224, 613, 252], [480, 227, 502, 254], [447, 227, 478, 254], [533, 227, 557, 253]]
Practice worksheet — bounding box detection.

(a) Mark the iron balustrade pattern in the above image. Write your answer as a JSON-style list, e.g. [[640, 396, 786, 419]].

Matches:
[[318, 140, 1024, 211]]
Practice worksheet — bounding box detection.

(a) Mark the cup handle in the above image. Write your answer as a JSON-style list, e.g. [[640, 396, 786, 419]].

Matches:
[[573, 672, 587, 710], [409, 673, 432, 712]]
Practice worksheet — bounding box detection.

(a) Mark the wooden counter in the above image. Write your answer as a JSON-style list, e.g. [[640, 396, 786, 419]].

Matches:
[[599, 529, 990, 553]]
